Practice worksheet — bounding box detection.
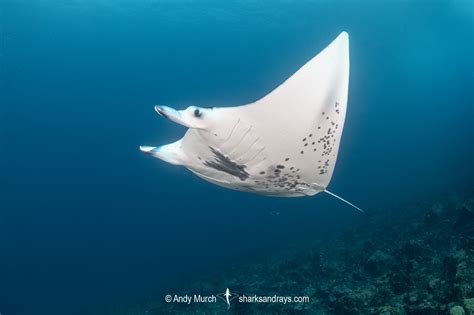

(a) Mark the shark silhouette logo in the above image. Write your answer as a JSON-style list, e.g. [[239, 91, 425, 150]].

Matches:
[[216, 288, 239, 309], [224, 288, 231, 307]]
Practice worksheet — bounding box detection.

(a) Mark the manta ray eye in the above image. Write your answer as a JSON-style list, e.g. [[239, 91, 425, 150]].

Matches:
[[194, 109, 202, 118]]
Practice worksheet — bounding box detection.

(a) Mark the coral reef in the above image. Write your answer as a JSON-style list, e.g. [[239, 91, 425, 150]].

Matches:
[[102, 197, 474, 314]]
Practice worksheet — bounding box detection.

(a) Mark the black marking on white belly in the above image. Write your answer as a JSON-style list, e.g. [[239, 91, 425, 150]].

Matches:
[[253, 161, 311, 193], [203, 146, 249, 181]]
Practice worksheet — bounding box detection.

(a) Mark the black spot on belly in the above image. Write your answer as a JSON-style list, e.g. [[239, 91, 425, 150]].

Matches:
[[259, 171, 265, 175], [300, 150, 304, 154], [203, 146, 249, 181], [285, 157, 290, 161], [276, 165, 285, 169]]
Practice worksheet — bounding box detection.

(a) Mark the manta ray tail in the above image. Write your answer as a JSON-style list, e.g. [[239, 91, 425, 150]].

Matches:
[[324, 190, 372, 217]]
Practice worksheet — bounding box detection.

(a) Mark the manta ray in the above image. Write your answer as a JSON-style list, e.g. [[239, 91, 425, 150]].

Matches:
[[140, 32, 366, 214]]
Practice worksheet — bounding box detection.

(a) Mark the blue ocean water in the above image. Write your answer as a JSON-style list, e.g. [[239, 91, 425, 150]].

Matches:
[[1, 1, 472, 314]]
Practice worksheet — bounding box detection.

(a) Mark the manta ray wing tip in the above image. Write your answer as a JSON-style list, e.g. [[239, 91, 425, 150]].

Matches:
[[337, 31, 349, 44]]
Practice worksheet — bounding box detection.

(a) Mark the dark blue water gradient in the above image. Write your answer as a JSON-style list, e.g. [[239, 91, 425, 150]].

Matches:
[[1, 1, 472, 314]]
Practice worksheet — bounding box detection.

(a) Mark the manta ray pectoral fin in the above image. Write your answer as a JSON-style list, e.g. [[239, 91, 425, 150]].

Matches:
[[140, 140, 184, 166]]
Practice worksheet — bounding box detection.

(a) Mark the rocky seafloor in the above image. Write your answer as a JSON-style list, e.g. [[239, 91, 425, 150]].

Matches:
[[101, 195, 474, 315]]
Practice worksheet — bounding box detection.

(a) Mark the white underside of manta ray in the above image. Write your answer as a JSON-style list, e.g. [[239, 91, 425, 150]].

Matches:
[[141, 32, 367, 214]]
